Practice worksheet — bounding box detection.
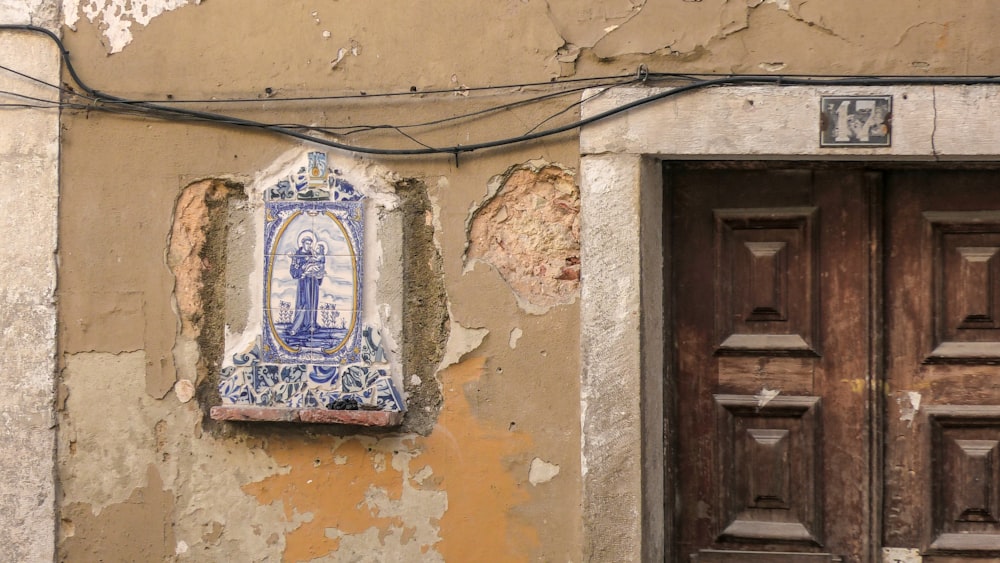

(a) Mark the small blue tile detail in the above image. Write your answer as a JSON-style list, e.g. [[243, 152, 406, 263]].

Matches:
[[375, 377, 404, 412], [308, 365, 339, 386]]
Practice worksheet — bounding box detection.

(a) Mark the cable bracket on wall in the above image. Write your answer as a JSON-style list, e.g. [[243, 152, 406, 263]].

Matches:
[[637, 64, 649, 83]]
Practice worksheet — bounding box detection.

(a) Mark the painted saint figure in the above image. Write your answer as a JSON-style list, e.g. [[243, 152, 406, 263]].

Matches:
[[287, 230, 324, 336]]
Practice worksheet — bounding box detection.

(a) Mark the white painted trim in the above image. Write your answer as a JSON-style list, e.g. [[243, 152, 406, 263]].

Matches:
[[578, 84, 1000, 562]]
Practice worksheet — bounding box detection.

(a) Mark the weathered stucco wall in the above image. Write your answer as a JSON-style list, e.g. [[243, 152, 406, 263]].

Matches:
[[46, 0, 1000, 561], [0, 3, 60, 561]]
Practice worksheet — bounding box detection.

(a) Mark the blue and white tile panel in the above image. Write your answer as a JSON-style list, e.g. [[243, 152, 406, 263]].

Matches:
[[220, 151, 404, 413]]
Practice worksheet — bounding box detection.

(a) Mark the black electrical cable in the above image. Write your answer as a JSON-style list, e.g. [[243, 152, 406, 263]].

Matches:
[[288, 81, 629, 136], [0, 62, 74, 95], [136, 73, 646, 104], [7, 24, 1000, 157], [0, 45, 632, 147], [522, 80, 634, 136], [0, 102, 64, 109], [0, 88, 62, 106], [0, 24, 687, 154], [0, 25, 629, 155]]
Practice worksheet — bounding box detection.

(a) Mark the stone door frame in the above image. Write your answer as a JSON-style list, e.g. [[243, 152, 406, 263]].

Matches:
[[578, 84, 1000, 561]]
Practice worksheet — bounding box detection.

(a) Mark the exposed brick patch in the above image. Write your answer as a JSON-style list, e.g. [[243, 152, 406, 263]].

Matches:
[[466, 161, 580, 312]]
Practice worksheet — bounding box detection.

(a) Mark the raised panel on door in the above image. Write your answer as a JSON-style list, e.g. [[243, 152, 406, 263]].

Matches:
[[670, 165, 873, 562], [884, 171, 1000, 559]]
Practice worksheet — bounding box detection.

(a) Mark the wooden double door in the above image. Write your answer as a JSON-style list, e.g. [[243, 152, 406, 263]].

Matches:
[[671, 164, 1000, 563]]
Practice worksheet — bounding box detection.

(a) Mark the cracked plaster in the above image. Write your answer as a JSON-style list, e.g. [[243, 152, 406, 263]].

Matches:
[[47, 1, 991, 560], [543, 0, 983, 77], [57, 351, 294, 561]]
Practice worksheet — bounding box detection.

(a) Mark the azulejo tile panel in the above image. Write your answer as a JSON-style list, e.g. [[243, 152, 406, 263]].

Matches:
[[219, 151, 404, 415], [262, 200, 363, 365]]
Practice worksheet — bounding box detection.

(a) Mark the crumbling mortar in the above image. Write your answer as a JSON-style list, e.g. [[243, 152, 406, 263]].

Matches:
[[396, 178, 449, 436], [194, 180, 246, 402], [164, 178, 248, 435]]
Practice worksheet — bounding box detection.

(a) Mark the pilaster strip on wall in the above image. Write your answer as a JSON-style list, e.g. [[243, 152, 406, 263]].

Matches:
[[0, 5, 60, 561]]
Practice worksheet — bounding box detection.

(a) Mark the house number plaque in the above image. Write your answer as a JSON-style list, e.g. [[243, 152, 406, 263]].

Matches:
[[820, 95, 892, 147]]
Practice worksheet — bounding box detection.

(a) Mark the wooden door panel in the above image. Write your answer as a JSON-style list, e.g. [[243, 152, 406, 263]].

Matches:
[[715, 394, 822, 545], [672, 165, 1000, 561], [717, 357, 815, 395], [924, 211, 1000, 362], [714, 207, 819, 356], [671, 166, 871, 562], [926, 406, 1000, 552], [885, 171, 1000, 559]]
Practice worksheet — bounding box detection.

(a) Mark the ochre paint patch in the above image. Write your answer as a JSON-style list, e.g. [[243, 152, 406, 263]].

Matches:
[[424, 357, 538, 561], [242, 357, 538, 562], [242, 436, 409, 562]]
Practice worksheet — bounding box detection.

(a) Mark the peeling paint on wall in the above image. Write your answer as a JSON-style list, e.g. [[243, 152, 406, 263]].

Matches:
[[508, 327, 523, 350], [243, 357, 538, 562], [57, 351, 297, 561], [63, 0, 202, 53], [438, 319, 488, 372], [528, 457, 560, 486], [544, 0, 647, 73], [60, 465, 176, 562], [466, 161, 580, 314]]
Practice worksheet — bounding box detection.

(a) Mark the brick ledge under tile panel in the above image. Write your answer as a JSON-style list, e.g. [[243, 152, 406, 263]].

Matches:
[[210, 406, 404, 426]]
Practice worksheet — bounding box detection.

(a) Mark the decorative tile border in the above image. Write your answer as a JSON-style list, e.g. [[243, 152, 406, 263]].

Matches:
[[218, 329, 403, 413], [213, 151, 404, 423]]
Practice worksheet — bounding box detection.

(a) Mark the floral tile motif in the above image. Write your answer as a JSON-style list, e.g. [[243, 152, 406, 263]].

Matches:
[[374, 376, 404, 412], [219, 332, 403, 412], [219, 152, 404, 414]]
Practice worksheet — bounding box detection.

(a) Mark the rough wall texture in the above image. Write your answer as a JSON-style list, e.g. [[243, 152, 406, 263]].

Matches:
[[0, 6, 59, 561], [45, 0, 1000, 561], [467, 161, 580, 314]]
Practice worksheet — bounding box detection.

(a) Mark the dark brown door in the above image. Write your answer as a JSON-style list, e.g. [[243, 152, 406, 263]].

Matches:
[[670, 165, 1000, 563], [671, 165, 874, 563], [883, 171, 1000, 559]]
